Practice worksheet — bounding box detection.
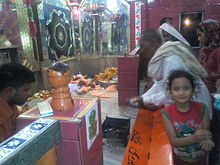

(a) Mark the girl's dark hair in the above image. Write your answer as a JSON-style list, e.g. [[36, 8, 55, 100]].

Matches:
[[0, 63, 35, 92], [167, 70, 196, 91]]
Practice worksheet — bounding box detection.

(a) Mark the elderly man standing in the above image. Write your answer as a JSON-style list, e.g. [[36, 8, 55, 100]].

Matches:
[[130, 28, 212, 119]]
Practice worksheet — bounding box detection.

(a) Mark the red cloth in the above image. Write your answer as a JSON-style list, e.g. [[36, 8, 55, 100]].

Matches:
[[162, 101, 207, 165], [0, 98, 19, 142], [199, 47, 220, 93], [164, 101, 204, 126]]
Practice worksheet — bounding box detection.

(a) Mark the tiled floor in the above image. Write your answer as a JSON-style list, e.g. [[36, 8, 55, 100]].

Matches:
[[98, 82, 146, 165], [103, 139, 126, 165], [99, 91, 139, 165]]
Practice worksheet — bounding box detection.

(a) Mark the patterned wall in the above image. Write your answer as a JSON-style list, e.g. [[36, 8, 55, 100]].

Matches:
[[135, 2, 141, 48]]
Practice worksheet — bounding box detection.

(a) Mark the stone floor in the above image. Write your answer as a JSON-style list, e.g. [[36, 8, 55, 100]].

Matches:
[[100, 91, 138, 165], [103, 139, 127, 165], [98, 82, 145, 165]]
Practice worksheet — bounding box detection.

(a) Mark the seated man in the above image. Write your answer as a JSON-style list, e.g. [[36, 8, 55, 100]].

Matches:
[[0, 63, 35, 142]]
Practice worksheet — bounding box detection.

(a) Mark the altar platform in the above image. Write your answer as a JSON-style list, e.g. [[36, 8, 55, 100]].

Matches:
[[17, 98, 103, 165]]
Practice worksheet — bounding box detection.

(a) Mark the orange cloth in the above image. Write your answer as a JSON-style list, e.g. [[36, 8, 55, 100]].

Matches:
[[122, 109, 173, 165], [0, 98, 19, 142]]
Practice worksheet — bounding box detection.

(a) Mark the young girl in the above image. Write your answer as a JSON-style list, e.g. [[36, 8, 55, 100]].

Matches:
[[161, 70, 214, 165]]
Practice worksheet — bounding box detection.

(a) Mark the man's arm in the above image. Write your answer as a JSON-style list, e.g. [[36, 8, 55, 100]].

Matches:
[[142, 56, 184, 106]]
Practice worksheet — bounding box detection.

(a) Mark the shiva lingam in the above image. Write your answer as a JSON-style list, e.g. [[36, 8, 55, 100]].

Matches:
[[47, 62, 74, 111]]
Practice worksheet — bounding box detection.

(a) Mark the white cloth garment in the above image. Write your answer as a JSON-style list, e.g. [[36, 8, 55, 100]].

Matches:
[[142, 42, 212, 119], [148, 41, 207, 79], [160, 23, 190, 46]]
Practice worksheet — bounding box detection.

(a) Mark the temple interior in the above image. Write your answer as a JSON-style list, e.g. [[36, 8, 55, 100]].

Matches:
[[0, 0, 220, 165]]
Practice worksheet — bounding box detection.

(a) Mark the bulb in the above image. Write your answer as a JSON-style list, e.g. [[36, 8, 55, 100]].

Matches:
[[184, 19, 191, 26]]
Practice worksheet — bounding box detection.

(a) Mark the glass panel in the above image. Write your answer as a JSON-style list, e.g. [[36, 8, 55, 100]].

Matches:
[[180, 11, 204, 48], [37, 0, 75, 61], [78, 0, 130, 56], [0, 0, 35, 69], [0, 0, 22, 53]]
